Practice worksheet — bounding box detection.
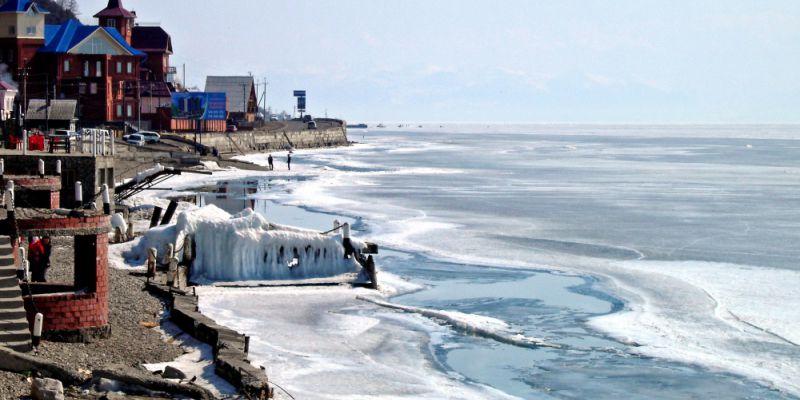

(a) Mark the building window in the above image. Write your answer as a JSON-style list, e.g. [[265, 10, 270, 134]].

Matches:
[[126, 104, 133, 117], [8, 26, 15, 35], [116, 61, 122, 74], [90, 82, 98, 95], [26, 26, 36, 35], [116, 104, 122, 117], [63, 59, 70, 73], [83, 61, 89, 77], [106, 19, 116, 29], [79, 83, 86, 94], [96, 61, 102, 77], [127, 62, 133, 74]]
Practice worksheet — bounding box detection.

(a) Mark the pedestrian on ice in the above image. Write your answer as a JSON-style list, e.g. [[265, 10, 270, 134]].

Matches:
[[268, 154, 274, 170], [287, 153, 292, 170]]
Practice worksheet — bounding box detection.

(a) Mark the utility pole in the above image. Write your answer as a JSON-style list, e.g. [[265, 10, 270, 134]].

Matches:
[[19, 59, 29, 131], [45, 74, 49, 132], [137, 79, 141, 132]]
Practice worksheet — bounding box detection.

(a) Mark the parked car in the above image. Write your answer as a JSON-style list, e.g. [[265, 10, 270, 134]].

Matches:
[[48, 129, 76, 141], [269, 115, 278, 121], [138, 131, 161, 144], [307, 120, 317, 130], [124, 133, 146, 146], [226, 124, 238, 133]]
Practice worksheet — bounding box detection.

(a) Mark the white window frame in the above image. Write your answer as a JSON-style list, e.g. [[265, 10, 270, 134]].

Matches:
[[127, 62, 133, 74], [116, 61, 122, 74], [63, 59, 70, 73], [106, 19, 116, 29], [96, 61, 102, 77], [126, 104, 133, 117], [116, 104, 123, 117], [83, 61, 89, 77]]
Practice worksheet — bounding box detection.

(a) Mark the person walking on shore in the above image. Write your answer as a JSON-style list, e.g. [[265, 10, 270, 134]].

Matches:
[[287, 153, 292, 170], [268, 154, 274, 171]]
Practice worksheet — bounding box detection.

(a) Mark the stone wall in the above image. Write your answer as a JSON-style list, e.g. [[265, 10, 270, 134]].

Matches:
[[198, 125, 349, 155]]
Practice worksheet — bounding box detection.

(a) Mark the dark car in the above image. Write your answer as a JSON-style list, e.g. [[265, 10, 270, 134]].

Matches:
[[307, 120, 317, 130], [226, 124, 238, 133]]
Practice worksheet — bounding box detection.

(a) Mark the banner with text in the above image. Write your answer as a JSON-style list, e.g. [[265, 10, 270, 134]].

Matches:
[[171, 92, 227, 120]]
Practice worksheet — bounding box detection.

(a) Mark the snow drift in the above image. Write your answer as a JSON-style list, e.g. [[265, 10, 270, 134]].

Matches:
[[125, 205, 364, 282]]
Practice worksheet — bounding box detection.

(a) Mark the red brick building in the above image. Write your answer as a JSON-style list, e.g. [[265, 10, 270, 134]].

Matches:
[[0, 0, 145, 125]]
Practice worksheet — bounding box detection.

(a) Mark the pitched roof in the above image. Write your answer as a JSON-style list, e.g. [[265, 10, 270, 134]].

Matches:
[[26, 99, 77, 121], [0, 0, 49, 13], [39, 19, 144, 56], [131, 26, 172, 53], [93, 0, 135, 18], [205, 76, 255, 114]]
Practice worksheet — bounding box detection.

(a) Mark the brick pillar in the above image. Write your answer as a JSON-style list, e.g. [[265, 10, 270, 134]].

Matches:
[[95, 233, 109, 325], [50, 191, 60, 209]]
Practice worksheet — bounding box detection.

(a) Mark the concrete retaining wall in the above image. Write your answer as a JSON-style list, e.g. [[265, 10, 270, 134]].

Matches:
[[148, 283, 272, 399], [199, 126, 349, 155]]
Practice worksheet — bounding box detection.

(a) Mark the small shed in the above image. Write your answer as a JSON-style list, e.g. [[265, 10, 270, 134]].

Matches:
[[26, 99, 78, 132]]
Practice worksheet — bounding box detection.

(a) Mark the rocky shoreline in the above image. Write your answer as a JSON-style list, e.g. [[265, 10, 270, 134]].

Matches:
[[0, 238, 186, 399]]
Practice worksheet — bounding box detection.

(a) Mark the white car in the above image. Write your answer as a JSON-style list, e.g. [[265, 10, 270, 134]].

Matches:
[[138, 131, 161, 144], [124, 133, 146, 146]]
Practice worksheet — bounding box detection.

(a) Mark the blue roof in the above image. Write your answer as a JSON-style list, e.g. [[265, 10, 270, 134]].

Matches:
[[39, 19, 144, 57], [44, 24, 63, 46], [0, 0, 49, 13]]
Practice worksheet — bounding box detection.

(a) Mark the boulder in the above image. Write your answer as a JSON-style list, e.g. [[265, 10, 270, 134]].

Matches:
[[31, 377, 64, 400], [161, 365, 187, 380]]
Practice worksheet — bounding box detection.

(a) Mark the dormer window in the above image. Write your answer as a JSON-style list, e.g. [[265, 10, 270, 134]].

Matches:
[[106, 19, 116, 29], [26, 26, 36, 36]]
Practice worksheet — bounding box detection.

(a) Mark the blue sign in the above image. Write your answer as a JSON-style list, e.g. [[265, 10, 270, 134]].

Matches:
[[171, 92, 227, 120], [293, 90, 306, 97], [297, 96, 306, 111]]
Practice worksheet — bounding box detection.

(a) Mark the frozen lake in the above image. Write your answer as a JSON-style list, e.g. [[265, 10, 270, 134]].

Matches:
[[196, 125, 800, 398]]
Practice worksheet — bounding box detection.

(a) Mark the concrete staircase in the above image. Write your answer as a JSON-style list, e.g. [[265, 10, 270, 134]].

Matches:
[[0, 236, 32, 352]]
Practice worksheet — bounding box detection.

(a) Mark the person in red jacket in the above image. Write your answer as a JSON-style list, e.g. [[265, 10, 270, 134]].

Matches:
[[28, 237, 51, 282]]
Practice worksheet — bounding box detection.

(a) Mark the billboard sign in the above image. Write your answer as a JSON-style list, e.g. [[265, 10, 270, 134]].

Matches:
[[171, 92, 227, 120], [293, 90, 306, 97], [297, 96, 306, 112]]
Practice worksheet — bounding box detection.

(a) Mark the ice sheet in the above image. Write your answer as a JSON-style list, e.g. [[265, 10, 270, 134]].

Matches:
[[255, 126, 800, 396], [196, 285, 519, 400]]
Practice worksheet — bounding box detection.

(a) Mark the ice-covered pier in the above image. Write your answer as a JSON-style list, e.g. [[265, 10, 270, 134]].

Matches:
[[127, 205, 378, 288]]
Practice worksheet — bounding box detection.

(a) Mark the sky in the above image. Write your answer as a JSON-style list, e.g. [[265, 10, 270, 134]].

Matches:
[[77, 0, 800, 123]]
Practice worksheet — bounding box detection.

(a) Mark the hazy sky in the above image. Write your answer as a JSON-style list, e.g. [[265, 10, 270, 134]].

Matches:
[[78, 0, 800, 123]]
